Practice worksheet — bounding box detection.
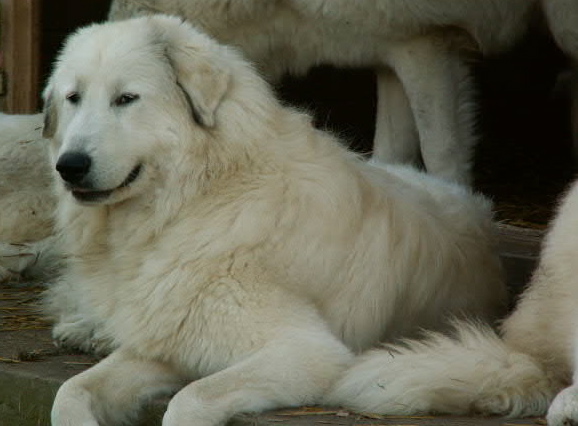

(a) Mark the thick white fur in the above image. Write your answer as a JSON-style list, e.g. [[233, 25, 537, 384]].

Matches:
[[44, 16, 506, 425], [108, 0, 536, 185], [327, 179, 578, 425], [0, 113, 54, 242]]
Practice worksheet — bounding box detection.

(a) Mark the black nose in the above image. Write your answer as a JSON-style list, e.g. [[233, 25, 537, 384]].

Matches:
[[56, 152, 92, 184]]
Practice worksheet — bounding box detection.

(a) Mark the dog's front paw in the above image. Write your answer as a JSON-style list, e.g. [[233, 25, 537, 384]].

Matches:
[[52, 380, 100, 426], [547, 386, 578, 426]]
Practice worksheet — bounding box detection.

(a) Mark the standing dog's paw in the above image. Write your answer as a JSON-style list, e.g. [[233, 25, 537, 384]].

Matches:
[[547, 386, 578, 426]]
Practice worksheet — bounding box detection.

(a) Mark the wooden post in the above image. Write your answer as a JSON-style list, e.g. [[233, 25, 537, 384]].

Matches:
[[0, 0, 41, 113]]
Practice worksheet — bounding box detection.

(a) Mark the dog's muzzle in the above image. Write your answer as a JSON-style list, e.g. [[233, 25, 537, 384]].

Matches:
[[56, 152, 142, 203]]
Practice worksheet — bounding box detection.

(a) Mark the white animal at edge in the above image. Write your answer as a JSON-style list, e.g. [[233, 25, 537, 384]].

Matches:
[[0, 113, 57, 281]]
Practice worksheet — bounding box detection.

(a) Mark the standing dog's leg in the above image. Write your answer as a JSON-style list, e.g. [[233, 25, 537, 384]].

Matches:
[[543, 0, 578, 164], [388, 35, 476, 186], [372, 68, 420, 166]]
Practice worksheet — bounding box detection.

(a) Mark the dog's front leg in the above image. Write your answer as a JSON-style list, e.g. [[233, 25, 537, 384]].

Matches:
[[162, 332, 352, 426], [388, 34, 476, 186], [52, 349, 185, 426], [372, 68, 420, 166]]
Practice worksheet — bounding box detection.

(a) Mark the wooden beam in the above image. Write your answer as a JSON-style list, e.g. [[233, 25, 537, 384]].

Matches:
[[0, 0, 41, 113]]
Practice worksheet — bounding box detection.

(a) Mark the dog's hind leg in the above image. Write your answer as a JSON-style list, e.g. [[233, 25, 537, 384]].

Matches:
[[388, 35, 477, 186], [52, 349, 186, 426], [163, 331, 352, 426], [372, 68, 420, 167]]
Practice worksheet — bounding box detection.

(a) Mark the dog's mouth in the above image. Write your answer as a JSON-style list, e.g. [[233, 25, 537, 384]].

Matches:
[[70, 164, 143, 203]]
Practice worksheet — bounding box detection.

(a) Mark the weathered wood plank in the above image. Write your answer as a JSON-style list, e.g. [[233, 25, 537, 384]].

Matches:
[[0, 0, 41, 113]]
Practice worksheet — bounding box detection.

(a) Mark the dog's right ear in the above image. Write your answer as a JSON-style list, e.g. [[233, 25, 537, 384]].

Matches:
[[42, 89, 58, 139], [166, 46, 230, 128], [157, 18, 231, 128]]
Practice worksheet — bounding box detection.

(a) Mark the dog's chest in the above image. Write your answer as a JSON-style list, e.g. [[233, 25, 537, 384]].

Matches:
[[70, 218, 273, 372]]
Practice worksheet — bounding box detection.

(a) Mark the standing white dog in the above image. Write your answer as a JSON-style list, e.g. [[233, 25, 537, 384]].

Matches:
[[42, 16, 506, 425], [108, 0, 536, 185], [326, 181, 578, 425]]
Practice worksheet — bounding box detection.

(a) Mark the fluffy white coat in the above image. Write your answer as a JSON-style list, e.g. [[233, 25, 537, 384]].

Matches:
[[42, 16, 506, 425], [0, 113, 56, 280]]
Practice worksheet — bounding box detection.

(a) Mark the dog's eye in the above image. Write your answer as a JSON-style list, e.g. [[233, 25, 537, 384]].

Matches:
[[65, 92, 81, 104], [114, 93, 140, 107]]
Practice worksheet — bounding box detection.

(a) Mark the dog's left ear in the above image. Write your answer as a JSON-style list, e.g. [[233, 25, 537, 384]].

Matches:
[[165, 41, 231, 128]]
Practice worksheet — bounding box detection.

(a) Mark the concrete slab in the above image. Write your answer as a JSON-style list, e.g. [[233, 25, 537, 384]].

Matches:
[[0, 225, 545, 426]]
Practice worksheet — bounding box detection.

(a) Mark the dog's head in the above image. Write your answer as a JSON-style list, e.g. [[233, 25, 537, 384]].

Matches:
[[42, 15, 236, 205]]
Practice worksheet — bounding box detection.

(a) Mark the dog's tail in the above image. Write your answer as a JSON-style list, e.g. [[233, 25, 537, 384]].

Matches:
[[325, 322, 557, 417]]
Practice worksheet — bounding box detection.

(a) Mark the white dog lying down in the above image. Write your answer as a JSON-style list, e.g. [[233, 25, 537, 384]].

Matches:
[[0, 113, 53, 243], [327, 179, 578, 425], [32, 15, 508, 425], [0, 113, 57, 281], [108, 0, 536, 185]]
